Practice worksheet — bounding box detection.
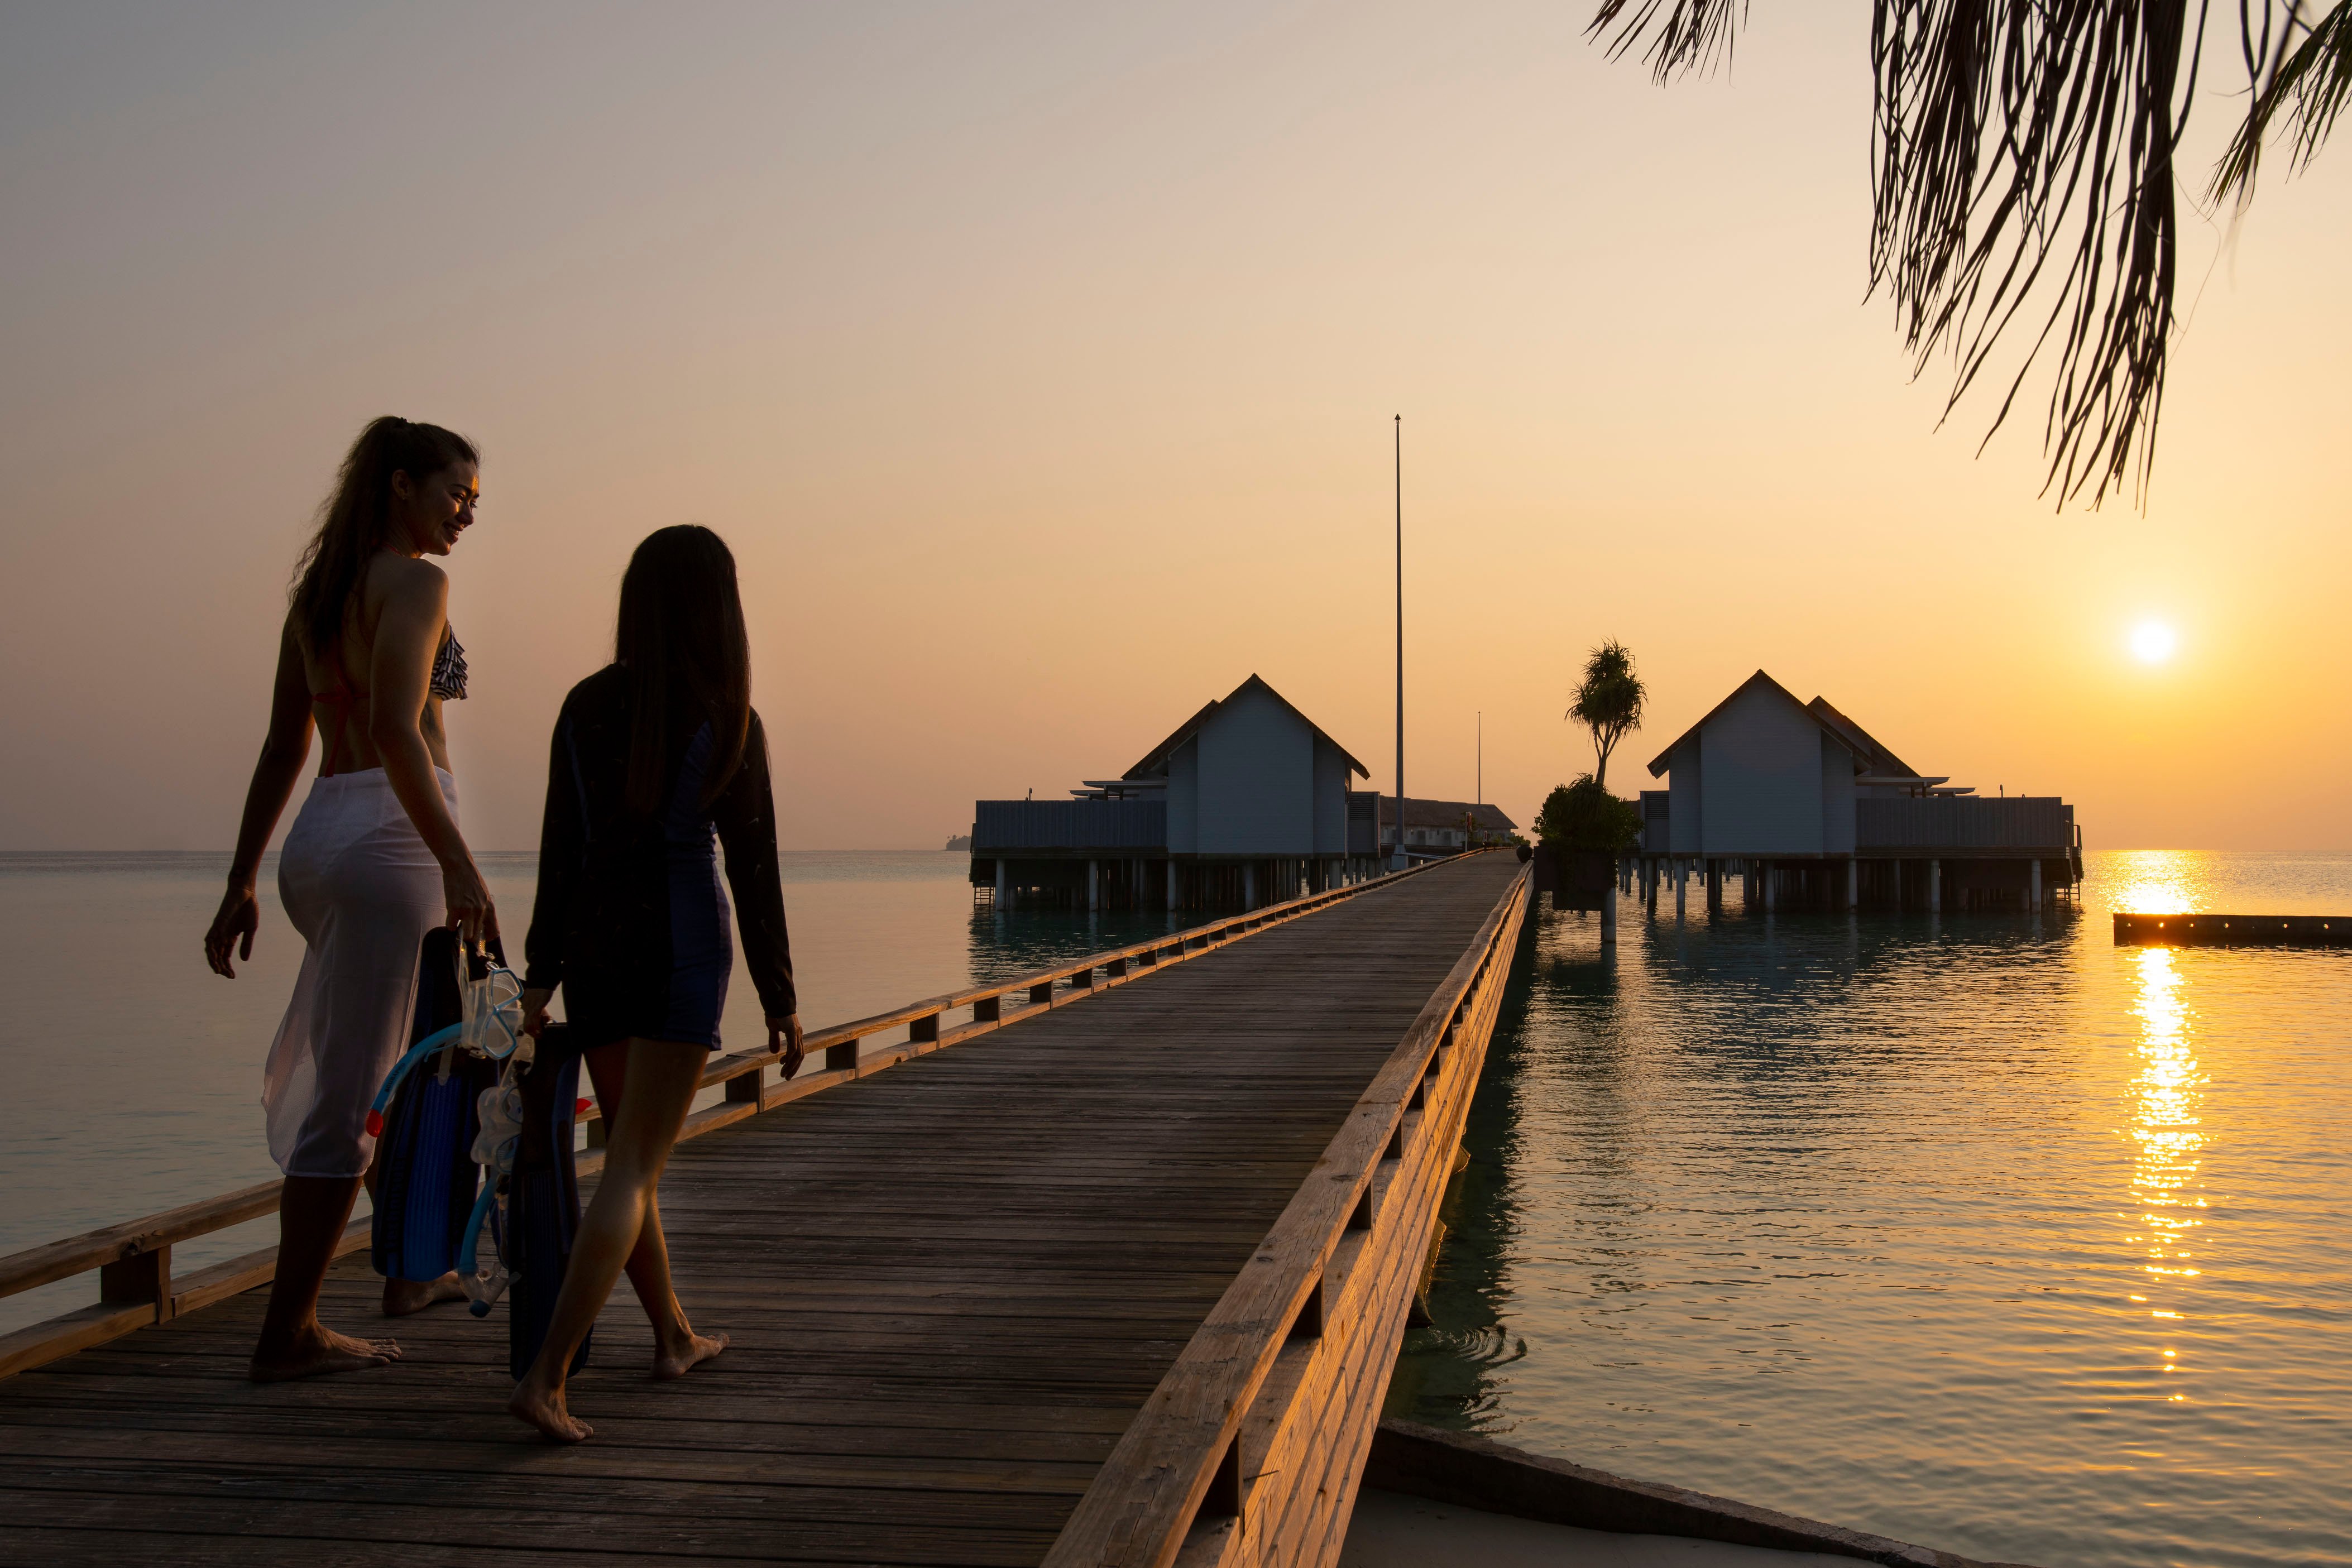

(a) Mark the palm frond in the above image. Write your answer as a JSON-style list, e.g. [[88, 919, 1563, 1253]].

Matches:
[[1590, 3, 2337, 509], [2215, 3, 2352, 202], [1588, 0, 1746, 77]]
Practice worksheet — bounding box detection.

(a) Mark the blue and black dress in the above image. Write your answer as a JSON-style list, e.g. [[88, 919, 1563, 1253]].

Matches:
[[523, 665, 795, 1050]]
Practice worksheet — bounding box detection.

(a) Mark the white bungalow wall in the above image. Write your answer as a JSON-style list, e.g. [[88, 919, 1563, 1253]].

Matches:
[[1166, 737, 1200, 853], [1311, 739, 1350, 856], [1197, 683, 1316, 855], [1695, 682, 1829, 855], [1820, 731, 1857, 853], [1668, 737, 1702, 853]]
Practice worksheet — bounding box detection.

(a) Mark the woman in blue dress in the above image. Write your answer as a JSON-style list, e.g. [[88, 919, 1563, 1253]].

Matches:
[[512, 524, 802, 1442]]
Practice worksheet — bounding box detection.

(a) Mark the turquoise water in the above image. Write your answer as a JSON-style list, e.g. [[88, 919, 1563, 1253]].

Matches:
[[0, 849, 1184, 1333], [1390, 852, 2352, 1568]]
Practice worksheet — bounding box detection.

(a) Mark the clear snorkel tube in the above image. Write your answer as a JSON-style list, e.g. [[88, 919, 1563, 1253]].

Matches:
[[364, 941, 526, 1138], [457, 1060, 527, 1316], [459, 953, 526, 1059]]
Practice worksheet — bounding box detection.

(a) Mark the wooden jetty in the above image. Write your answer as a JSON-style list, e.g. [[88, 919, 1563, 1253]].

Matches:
[[0, 851, 1527, 1567], [2113, 911, 2349, 948]]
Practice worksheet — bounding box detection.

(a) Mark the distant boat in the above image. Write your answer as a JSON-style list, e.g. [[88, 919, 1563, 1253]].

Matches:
[[943, 833, 972, 852]]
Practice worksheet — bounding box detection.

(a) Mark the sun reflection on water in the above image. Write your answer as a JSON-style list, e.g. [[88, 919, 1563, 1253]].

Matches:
[[2111, 849, 2205, 916], [2128, 947, 2207, 1396]]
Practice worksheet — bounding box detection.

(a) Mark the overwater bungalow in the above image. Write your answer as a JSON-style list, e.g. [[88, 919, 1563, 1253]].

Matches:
[[969, 674, 1377, 910], [1637, 670, 2084, 913]]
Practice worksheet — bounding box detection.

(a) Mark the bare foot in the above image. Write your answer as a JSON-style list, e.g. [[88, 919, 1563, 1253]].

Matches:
[[652, 1329, 729, 1382], [508, 1380, 592, 1443], [249, 1324, 403, 1383], [382, 1272, 467, 1317]]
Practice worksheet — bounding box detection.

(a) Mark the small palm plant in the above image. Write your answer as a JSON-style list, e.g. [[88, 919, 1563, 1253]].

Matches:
[[1568, 640, 1645, 793]]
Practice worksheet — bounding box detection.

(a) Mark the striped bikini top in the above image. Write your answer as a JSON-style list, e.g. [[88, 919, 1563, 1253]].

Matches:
[[429, 627, 468, 702], [318, 626, 467, 777]]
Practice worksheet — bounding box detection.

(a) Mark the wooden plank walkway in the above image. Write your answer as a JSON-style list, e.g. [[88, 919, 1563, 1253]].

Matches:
[[0, 852, 1523, 1567]]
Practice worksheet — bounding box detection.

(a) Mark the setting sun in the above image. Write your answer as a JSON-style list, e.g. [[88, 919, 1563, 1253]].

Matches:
[[2131, 621, 2178, 664]]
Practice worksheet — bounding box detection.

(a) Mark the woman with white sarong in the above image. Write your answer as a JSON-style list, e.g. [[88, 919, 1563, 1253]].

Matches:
[[204, 416, 496, 1382]]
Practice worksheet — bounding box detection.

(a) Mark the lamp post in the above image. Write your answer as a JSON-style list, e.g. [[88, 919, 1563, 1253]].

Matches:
[[1391, 415, 1407, 872]]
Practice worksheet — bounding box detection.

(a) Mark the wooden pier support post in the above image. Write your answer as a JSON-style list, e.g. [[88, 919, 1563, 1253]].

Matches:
[[995, 857, 1008, 905], [1929, 859, 1942, 913], [1243, 862, 1256, 910], [1674, 859, 1687, 919], [1846, 859, 1858, 912], [1763, 861, 1775, 913], [2031, 859, 2043, 910], [1601, 881, 1617, 946]]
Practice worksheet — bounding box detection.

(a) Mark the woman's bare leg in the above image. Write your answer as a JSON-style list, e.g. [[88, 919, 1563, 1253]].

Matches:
[[251, 1174, 403, 1381], [361, 1143, 466, 1317], [508, 1039, 708, 1441], [633, 1192, 727, 1379], [583, 1040, 729, 1378]]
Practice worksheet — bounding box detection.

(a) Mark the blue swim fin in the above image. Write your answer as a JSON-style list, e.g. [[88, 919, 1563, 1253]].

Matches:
[[371, 928, 496, 1283]]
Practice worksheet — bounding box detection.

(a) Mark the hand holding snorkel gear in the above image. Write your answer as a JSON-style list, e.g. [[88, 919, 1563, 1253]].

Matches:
[[362, 938, 526, 1139], [441, 856, 497, 952]]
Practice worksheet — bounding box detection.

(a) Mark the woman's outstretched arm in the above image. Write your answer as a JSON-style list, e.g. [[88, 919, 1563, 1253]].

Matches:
[[204, 624, 316, 979], [713, 711, 801, 1072], [367, 557, 494, 945]]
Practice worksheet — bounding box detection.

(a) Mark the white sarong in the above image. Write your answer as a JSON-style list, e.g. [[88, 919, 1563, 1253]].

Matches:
[[262, 766, 458, 1179]]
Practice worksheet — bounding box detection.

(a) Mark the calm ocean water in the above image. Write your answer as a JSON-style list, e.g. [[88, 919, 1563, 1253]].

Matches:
[[3, 848, 2345, 1566], [1390, 851, 2352, 1568]]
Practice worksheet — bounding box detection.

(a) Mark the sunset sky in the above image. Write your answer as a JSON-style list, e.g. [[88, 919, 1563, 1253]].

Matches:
[[3, 3, 2346, 853]]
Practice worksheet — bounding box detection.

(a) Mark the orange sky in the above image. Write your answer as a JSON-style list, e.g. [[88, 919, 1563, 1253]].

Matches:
[[3, 4, 2345, 853]]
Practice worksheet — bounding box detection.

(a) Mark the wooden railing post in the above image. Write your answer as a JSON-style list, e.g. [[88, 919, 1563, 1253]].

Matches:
[[99, 1246, 170, 1324], [826, 1037, 860, 1073], [725, 1069, 762, 1105], [1205, 1435, 1245, 1517], [1290, 1276, 1325, 1339], [910, 1013, 940, 1044]]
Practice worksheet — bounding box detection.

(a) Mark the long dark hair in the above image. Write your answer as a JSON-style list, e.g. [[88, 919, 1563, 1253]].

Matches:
[[616, 525, 753, 814], [290, 416, 477, 657]]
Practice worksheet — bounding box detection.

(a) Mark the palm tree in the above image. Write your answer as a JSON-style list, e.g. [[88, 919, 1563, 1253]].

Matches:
[[1588, 2, 2351, 507], [1569, 640, 1645, 790]]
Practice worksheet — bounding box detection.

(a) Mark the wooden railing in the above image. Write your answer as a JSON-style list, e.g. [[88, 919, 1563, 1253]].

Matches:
[[0, 859, 1454, 1382], [1044, 859, 1531, 1568]]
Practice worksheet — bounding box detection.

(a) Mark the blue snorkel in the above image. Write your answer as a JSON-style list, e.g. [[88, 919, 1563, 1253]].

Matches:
[[363, 1022, 463, 1139], [363, 950, 526, 1138]]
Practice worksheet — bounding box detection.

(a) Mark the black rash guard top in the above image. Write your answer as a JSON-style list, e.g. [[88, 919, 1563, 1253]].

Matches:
[[523, 664, 795, 1049]]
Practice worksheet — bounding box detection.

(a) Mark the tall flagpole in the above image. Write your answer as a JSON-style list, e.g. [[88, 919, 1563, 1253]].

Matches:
[[1392, 414, 1403, 871]]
